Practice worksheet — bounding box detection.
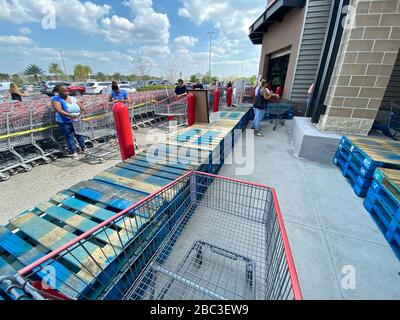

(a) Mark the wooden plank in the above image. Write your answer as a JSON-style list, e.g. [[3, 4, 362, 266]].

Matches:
[[134, 153, 197, 171], [346, 135, 400, 165], [9, 212, 117, 280], [69, 179, 147, 211], [51, 193, 148, 231], [34, 201, 124, 248], [0, 255, 16, 275], [123, 158, 188, 176], [0, 226, 88, 297], [116, 162, 181, 181], [94, 167, 170, 194]]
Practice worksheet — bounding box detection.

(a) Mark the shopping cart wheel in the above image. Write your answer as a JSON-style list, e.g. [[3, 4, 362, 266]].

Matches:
[[98, 158, 105, 164], [23, 164, 33, 172], [31, 161, 39, 167], [43, 157, 52, 164], [0, 172, 10, 181], [9, 169, 18, 176], [50, 154, 58, 161]]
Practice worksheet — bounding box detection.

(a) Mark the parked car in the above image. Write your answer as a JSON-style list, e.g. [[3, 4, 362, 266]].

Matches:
[[118, 84, 137, 93], [22, 84, 34, 92], [68, 83, 86, 96], [85, 82, 112, 94], [40, 81, 70, 96]]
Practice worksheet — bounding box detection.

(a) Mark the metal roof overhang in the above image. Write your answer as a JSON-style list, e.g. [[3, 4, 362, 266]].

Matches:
[[249, 0, 306, 45]]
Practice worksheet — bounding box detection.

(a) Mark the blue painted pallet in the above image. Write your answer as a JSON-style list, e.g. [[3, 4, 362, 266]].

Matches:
[[364, 193, 400, 261], [339, 135, 400, 178], [333, 149, 372, 197]]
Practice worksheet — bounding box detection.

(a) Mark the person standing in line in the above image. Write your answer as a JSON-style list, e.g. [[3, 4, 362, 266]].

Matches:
[[109, 82, 130, 105], [10, 83, 29, 101], [192, 79, 204, 90], [174, 79, 187, 98], [305, 82, 314, 115], [51, 85, 86, 160], [253, 79, 279, 137]]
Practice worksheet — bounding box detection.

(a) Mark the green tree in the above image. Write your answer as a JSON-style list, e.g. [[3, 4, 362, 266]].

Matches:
[[24, 64, 45, 83], [189, 74, 197, 83], [112, 72, 123, 82], [202, 72, 213, 84], [248, 75, 257, 85], [0, 73, 10, 81], [73, 64, 92, 81], [95, 72, 108, 81], [11, 74, 23, 87], [48, 63, 63, 80]]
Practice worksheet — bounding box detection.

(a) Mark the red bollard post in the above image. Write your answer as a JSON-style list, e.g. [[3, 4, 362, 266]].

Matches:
[[112, 102, 135, 160], [227, 87, 233, 107], [213, 88, 220, 113], [187, 92, 195, 126]]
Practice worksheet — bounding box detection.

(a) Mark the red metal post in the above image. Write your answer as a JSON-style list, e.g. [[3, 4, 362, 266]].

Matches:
[[112, 102, 135, 160], [187, 92, 195, 126], [213, 88, 220, 112], [227, 87, 233, 107]]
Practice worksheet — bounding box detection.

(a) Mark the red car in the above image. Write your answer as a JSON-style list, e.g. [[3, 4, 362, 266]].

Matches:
[[68, 83, 86, 96]]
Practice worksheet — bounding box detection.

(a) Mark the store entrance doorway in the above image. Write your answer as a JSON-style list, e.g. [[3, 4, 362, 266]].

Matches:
[[266, 53, 290, 95]]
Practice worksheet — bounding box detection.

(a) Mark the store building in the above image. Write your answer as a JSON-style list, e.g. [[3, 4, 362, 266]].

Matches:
[[249, 0, 400, 137]]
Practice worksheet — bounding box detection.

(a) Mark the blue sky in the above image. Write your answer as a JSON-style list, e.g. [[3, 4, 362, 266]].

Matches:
[[0, 0, 266, 79]]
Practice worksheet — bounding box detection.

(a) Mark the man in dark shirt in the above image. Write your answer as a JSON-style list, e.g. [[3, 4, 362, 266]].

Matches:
[[192, 79, 204, 90], [175, 79, 187, 98]]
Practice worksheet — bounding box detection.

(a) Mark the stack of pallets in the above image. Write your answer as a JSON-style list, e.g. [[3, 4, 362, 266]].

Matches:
[[364, 168, 400, 260], [333, 135, 400, 197]]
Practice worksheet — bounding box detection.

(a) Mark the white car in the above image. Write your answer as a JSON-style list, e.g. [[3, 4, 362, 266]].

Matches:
[[118, 84, 137, 93], [85, 82, 112, 94]]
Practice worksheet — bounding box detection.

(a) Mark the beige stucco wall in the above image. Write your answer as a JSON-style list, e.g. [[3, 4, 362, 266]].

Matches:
[[258, 7, 305, 100]]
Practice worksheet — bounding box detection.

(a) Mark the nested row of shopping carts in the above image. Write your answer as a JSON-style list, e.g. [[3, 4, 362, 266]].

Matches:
[[0, 90, 188, 180], [0, 100, 61, 181]]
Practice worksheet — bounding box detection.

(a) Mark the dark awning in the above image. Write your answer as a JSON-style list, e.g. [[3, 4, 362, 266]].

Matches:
[[249, 0, 306, 44]]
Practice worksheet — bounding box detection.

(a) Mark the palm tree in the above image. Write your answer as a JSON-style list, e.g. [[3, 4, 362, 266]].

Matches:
[[112, 72, 123, 82], [73, 64, 92, 81], [95, 72, 107, 81], [48, 63, 63, 80], [24, 64, 45, 83]]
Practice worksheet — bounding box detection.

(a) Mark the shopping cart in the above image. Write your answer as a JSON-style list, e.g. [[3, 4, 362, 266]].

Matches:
[[12, 171, 302, 300], [265, 99, 294, 131], [73, 112, 118, 164], [154, 96, 188, 131]]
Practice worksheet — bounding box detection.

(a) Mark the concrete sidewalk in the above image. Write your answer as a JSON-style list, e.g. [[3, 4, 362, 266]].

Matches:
[[219, 120, 400, 299]]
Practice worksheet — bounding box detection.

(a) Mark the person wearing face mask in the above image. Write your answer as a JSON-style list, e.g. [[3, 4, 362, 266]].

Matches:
[[51, 85, 86, 160]]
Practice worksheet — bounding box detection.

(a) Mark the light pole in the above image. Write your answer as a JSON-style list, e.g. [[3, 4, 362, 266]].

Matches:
[[207, 31, 215, 79], [58, 50, 69, 82]]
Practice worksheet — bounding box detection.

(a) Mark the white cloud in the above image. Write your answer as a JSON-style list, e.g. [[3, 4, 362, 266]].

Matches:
[[0, 0, 170, 46], [18, 27, 32, 35], [0, 0, 111, 31], [108, 0, 170, 46], [176, 0, 265, 77], [178, 8, 190, 18], [0, 36, 33, 45], [174, 36, 199, 48]]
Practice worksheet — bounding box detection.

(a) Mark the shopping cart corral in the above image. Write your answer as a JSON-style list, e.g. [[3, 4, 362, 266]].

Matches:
[[13, 171, 302, 300]]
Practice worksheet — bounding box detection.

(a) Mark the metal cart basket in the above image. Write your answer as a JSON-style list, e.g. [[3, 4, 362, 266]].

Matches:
[[12, 171, 302, 300]]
